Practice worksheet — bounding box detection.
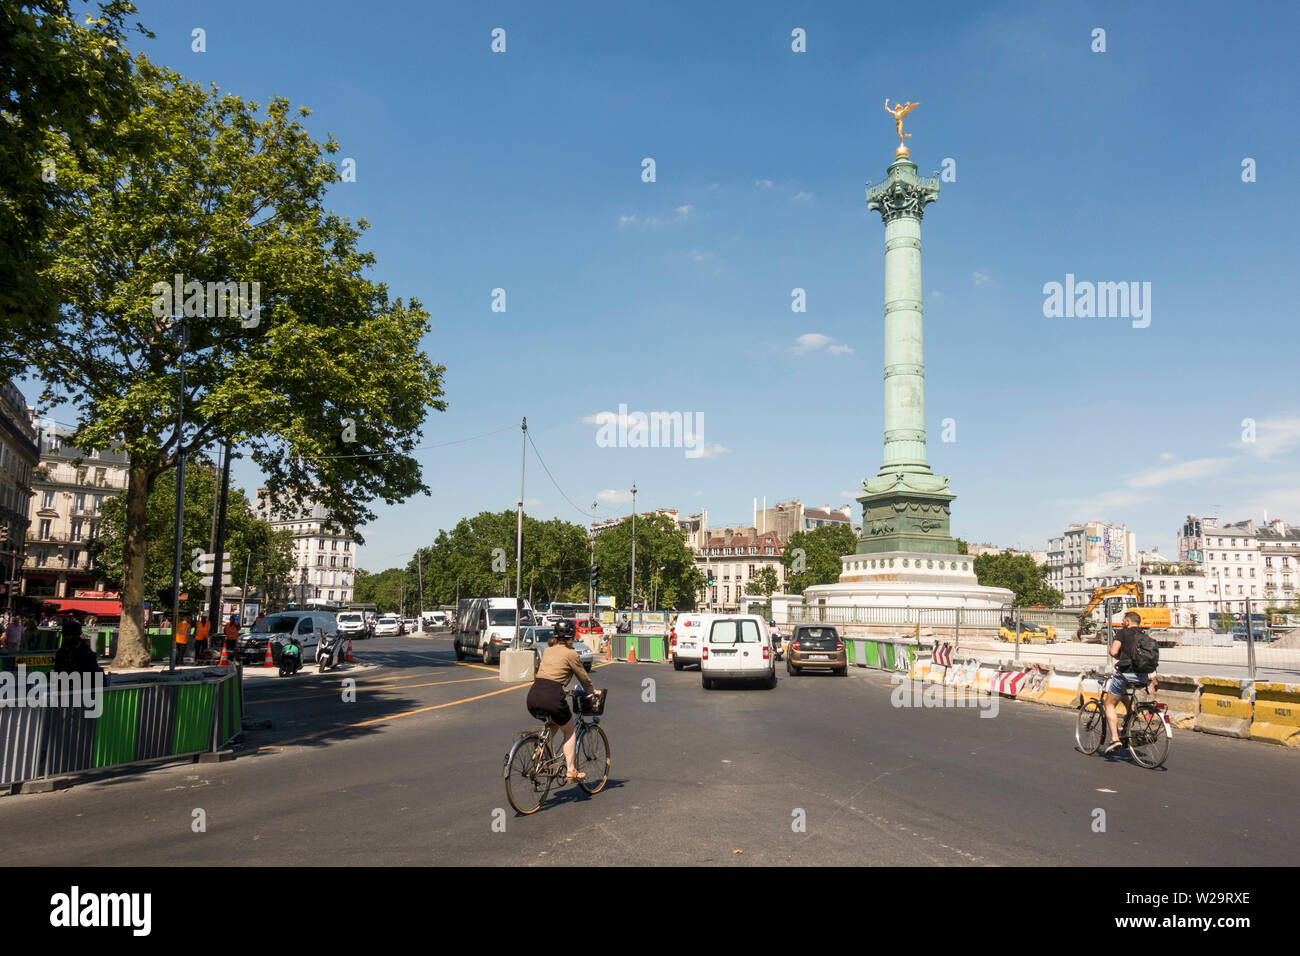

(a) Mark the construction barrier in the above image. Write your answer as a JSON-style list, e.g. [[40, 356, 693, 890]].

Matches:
[[1195, 678, 1255, 739], [946, 658, 980, 690], [989, 668, 1027, 697], [971, 665, 997, 694], [1152, 673, 1200, 728], [1248, 683, 1300, 748], [1040, 667, 1083, 709], [611, 634, 668, 663], [1, 668, 241, 788], [931, 643, 954, 667], [1016, 664, 1050, 703], [860, 640, 878, 669]]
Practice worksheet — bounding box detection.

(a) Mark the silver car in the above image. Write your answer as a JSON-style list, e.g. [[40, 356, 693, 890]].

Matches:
[[520, 626, 593, 671]]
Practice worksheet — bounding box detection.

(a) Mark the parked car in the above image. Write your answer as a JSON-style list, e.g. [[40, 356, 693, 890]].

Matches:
[[519, 626, 593, 671], [669, 612, 714, 670], [336, 610, 369, 642], [575, 618, 604, 642], [700, 615, 776, 690], [402, 617, 417, 634], [373, 614, 402, 638], [785, 624, 846, 676], [239, 610, 336, 665]]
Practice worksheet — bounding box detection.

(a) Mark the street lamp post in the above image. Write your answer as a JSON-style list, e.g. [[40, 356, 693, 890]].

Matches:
[[167, 317, 189, 673]]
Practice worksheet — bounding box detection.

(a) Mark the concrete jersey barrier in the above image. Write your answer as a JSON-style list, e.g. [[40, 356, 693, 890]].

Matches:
[[1249, 683, 1300, 747], [1152, 673, 1200, 728], [1195, 678, 1255, 739]]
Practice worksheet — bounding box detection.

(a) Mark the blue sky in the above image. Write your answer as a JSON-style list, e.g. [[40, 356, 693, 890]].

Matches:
[[24, 0, 1300, 570]]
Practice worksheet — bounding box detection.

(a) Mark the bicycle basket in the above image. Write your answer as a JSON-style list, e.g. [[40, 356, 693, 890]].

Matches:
[[575, 689, 607, 715]]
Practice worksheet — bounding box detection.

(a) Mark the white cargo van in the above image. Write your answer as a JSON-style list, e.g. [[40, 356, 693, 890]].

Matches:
[[670, 612, 715, 670], [454, 597, 536, 664], [700, 614, 776, 690]]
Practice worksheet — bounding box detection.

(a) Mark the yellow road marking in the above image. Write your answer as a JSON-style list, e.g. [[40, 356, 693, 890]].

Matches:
[[262, 682, 530, 749]]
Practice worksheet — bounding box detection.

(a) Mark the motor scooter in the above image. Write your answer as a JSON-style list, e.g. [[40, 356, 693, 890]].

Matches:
[[316, 629, 345, 672], [278, 636, 303, 677]]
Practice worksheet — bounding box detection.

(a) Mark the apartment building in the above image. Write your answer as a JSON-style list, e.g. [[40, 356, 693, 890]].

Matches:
[[1181, 514, 1299, 612], [255, 490, 359, 606], [0, 382, 39, 610], [695, 529, 786, 611], [22, 417, 129, 600], [1047, 521, 1137, 609]]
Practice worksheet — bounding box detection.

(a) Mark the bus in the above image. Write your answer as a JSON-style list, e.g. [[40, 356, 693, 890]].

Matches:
[[542, 602, 592, 620]]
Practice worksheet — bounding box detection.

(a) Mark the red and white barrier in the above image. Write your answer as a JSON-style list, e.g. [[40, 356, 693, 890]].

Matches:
[[990, 669, 1027, 697]]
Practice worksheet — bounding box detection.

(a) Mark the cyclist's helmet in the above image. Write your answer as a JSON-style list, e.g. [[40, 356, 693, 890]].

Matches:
[[553, 619, 576, 640]]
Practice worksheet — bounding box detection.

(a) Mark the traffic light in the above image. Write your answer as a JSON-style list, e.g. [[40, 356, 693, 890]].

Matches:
[[590, 564, 599, 588], [707, 571, 715, 586]]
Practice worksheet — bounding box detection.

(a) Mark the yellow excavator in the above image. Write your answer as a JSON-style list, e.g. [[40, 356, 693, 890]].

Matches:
[[1077, 582, 1170, 642]]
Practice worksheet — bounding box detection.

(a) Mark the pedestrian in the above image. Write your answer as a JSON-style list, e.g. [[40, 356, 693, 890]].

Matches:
[[223, 615, 241, 658], [175, 613, 191, 664], [2, 615, 23, 652], [53, 617, 100, 676], [196, 614, 211, 659]]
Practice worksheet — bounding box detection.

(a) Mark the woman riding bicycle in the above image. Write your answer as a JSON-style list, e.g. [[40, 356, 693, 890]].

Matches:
[[526, 619, 598, 781]]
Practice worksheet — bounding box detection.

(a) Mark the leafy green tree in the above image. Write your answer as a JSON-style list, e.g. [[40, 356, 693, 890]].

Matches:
[[592, 514, 703, 610], [972, 552, 1063, 607], [0, 1, 151, 351], [782, 525, 856, 594], [8, 60, 446, 666], [746, 566, 779, 598], [353, 567, 406, 614], [89, 460, 295, 611], [955, 537, 969, 555]]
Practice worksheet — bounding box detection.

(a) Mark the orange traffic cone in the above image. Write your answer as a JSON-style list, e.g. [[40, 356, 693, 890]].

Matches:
[[263, 640, 275, 668], [628, 641, 637, 664], [345, 638, 355, 663], [218, 644, 230, 667]]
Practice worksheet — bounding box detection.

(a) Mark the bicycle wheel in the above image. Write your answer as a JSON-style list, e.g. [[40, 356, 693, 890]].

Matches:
[[505, 733, 553, 814], [575, 724, 611, 794], [1076, 700, 1105, 754], [1127, 706, 1171, 769]]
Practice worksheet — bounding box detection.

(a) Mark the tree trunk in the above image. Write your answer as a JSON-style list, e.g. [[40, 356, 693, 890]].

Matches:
[[111, 457, 155, 668]]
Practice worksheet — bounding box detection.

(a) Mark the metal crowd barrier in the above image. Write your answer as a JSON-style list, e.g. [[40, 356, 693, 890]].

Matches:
[[0, 667, 241, 788]]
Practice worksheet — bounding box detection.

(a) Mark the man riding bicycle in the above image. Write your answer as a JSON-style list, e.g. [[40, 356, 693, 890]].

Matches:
[[526, 619, 599, 781], [1103, 610, 1159, 754]]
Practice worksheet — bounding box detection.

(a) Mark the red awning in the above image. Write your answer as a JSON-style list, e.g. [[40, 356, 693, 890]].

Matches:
[[44, 598, 123, 618]]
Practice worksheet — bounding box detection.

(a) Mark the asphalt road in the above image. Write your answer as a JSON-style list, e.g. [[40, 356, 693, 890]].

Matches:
[[2, 635, 1297, 865]]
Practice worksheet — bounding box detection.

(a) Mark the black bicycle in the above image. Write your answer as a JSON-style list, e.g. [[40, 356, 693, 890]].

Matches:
[[1075, 668, 1172, 769], [504, 688, 610, 814]]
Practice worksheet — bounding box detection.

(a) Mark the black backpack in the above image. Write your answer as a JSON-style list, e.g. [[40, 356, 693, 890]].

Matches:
[[1131, 629, 1160, 674]]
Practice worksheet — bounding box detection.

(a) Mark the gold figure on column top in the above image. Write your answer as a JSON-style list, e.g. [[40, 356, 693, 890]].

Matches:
[[884, 99, 920, 157]]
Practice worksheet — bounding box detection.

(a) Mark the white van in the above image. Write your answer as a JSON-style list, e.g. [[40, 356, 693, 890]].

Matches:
[[700, 615, 776, 690], [454, 597, 536, 664], [670, 612, 715, 670]]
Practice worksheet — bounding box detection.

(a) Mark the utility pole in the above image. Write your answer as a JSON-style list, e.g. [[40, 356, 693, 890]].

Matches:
[[416, 548, 424, 624], [589, 500, 597, 636], [204, 442, 222, 616], [630, 481, 637, 615], [167, 317, 189, 673], [514, 417, 526, 650]]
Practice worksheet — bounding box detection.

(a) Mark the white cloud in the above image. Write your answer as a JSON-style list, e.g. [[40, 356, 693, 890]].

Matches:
[[931, 290, 943, 299], [596, 489, 633, 505], [696, 443, 729, 458], [972, 271, 991, 286], [676, 204, 694, 218], [616, 204, 695, 229], [689, 249, 713, 262], [523, 498, 542, 507], [793, 333, 832, 353], [694, 489, 703, 496], [755, 179, 773, 189], [1126, 457, 1233, 489], [839, 490, 857, 499], [1238, 414, 1300, 461], [792, 191, 813, 201], [1160, 452, 1175, 460], [792, 332, 852, 356]]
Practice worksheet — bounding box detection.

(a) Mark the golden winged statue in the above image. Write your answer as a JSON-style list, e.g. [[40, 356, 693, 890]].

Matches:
[[884, 99, 920, 156]]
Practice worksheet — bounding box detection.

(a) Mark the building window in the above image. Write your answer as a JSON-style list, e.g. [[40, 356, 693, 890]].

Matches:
[[42, 490, 53, 509]]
